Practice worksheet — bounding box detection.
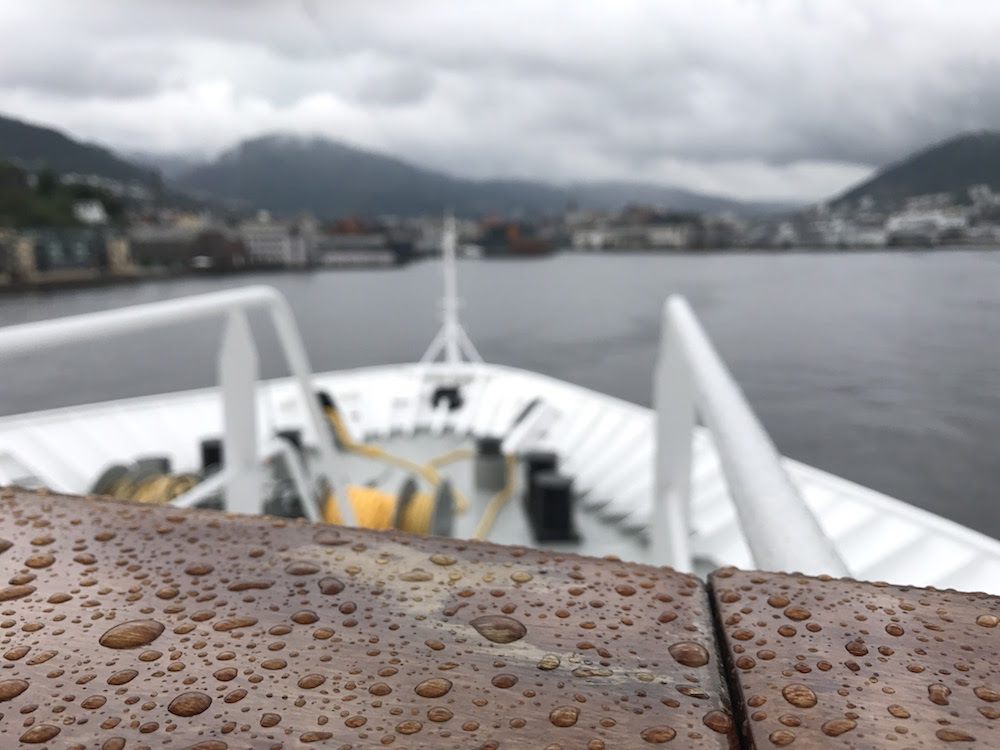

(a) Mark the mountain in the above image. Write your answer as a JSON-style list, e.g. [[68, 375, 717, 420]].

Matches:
[[0, 113, 159, 187], [126, 150, 207, 181], [176, 134, 787, 218], [833, 131, 1000, 209]]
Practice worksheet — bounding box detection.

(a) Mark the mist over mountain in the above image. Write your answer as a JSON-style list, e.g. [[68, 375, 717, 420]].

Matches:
[[0, 113, 158, 186], [832, 131, 1000, 209], [173, 134, 792, 218], [4, 110, 999, 221]]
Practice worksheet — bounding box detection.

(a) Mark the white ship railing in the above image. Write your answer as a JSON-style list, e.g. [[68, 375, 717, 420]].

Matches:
[[654, 295, 848, 577], [0, 285, 354, 525]]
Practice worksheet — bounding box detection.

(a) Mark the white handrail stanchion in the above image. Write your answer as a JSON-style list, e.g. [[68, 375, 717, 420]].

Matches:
[[171, 470, 228, 508], [267, 292, 353, 524], [0, 285, 353, 525], [661, 296, 848, 577], [219, 311, 260, 515], [653, 303, 695, 573], [268, 438, 321, 523]]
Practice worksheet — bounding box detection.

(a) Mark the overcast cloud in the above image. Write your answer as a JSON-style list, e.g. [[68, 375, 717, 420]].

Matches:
[[1, 0, 997, 201]]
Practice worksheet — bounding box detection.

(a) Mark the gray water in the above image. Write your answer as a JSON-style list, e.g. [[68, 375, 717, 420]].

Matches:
[[1, 250, 999, 538]]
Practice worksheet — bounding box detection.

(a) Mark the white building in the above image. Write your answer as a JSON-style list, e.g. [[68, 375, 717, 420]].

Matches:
[[72, 200, 108, 225], [885, 210, 968, 244], [239, 212, 311, 267]]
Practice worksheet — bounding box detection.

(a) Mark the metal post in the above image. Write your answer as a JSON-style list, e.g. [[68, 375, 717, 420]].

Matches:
[[653, 300, 695, 572], [267, 291, 354, 525], [420, 215, 483, 365], [218, 310, 259, 515], [665, 296, 848, 577], [442, 214, 461, 364]]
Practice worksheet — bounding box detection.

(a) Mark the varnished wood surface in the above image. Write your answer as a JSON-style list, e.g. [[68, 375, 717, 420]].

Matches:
[[710, 568, 1000, 748], [0, 487, 736, 748]]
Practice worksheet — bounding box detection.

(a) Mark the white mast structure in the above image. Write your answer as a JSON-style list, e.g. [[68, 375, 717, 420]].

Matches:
[[420, 214, 483, 364]]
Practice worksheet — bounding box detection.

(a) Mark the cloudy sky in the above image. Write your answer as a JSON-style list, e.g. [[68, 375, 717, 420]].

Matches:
[[1, 0, 997, 201]]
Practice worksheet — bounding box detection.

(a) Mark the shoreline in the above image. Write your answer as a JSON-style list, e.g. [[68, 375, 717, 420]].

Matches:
[[2, 244, 998, 296]]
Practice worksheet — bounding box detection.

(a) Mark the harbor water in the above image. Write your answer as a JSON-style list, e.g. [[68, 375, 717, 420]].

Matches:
[[1, 249, 998, 539]]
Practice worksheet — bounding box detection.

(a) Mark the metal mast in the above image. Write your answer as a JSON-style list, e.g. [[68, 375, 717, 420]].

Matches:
[[420, 214, 483, 364]]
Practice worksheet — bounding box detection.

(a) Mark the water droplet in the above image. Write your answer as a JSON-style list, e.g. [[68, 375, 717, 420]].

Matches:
[[974, 686, 1000, 702], [400, 568, 433, 582], [492, 673, 518, 689], [168, 691, 212, 717], [318, 576, 345, 595], [369, 682, 392, 695], [345, 716, 367, 728], [640, 726, 676, 743], [768, 729, 795, 746], [936, 728, 976, 742], [184, 562, 214, 575], [821, 719, 856, 737], [300, 731, 333, 742], [667, 641, 709, 668], [99, 619, 164, 649], [976, 614, 998, 628], [845, 640, 868, 657], [314, 528, 347, 545], [107, 669, 138, 685], [470, 615, 527, 644], [213, 616, 257, 632], [415, 677, 452, 698], [228, 580, 273, 591], [511, 571, 532, 583], [261, 659, 286, 670], [396, 720, 423, 735], [885, 623, 904, 636], [286, 560, 320, 575], [783, 606, 811, 621], [428, 707, 453, 722], [781, 684, 817, 708], [928, 683, 952, 705], [24, 552, 54, 568], [81, 696, 107, 709], [20, 724, 60, 743], [292, 610, 318, 624], [213, 668, 238, 682], [261, 713, 281, 728], [0, 584, 35, 601], [549, 706, 579, 727], [0, 678, 29, 701], [888, 704, 910, 718], [702, 710, 733, 734], [298, 673, 326, 689]]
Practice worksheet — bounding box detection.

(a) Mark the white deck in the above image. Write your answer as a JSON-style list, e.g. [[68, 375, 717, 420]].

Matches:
[[1, 361, 998, 594]]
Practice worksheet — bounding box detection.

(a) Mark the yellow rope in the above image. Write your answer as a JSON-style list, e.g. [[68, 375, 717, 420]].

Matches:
[[114, 473, 200, 504], [472, 454, 518, 540], [426, 447, 475, 469], [322, 486, 439, 534], [326, 406, 470, 510]]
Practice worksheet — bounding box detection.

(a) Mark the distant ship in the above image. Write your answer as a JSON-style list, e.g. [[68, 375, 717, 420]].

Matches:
[[0, 217, 997, 593]]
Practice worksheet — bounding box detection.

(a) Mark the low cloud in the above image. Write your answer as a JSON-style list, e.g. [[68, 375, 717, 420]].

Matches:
[[1, 0, 997, 201]]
